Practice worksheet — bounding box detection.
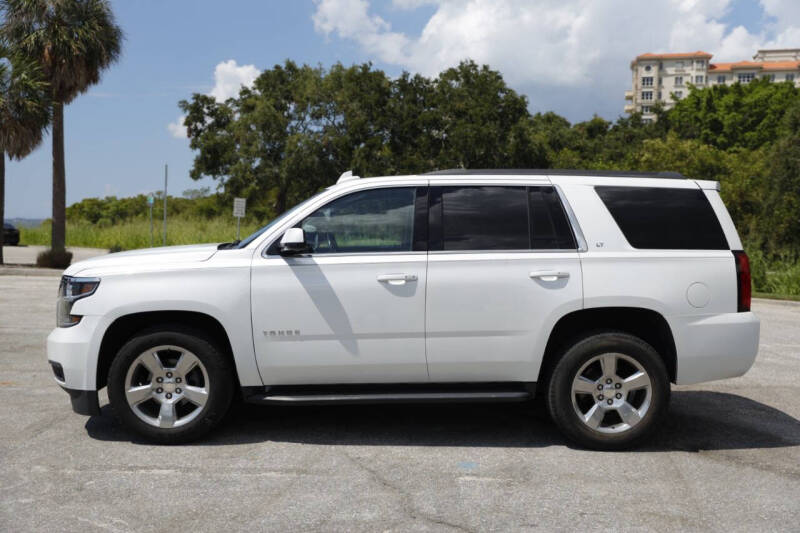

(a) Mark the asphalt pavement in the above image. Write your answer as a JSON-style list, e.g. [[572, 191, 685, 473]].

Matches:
[[0, 274, 798, 532]]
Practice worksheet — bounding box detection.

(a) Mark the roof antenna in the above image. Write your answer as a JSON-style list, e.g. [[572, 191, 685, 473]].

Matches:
[[337, 170, 360, 184]]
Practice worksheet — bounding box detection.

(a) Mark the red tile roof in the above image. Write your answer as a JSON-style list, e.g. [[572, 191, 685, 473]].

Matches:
[[710, 60, 800, 72], [635, 51, 712, 61]]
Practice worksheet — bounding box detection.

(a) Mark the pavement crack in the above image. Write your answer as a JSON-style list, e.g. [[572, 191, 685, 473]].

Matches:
[[339, 450, 475, 533]]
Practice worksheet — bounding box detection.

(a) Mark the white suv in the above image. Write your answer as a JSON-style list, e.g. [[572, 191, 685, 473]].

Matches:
[[47, 170, 760, 449]]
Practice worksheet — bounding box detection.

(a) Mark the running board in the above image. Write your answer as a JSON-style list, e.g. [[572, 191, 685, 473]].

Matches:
[[242, 383, 535, 406]]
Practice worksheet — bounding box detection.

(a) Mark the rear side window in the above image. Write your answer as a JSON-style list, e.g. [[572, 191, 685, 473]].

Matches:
[[429, 185, 576, 251], [595, 186, 728, 250]]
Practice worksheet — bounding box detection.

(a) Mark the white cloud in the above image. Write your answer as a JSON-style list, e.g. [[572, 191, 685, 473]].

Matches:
[[312, 0, 800, 120], [168, 59, 260, 139]]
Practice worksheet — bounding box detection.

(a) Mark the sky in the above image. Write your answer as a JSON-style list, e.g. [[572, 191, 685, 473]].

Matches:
[[5, 0, 800, 219]]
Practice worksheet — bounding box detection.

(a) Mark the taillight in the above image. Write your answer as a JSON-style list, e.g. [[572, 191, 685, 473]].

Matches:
[[733, 251, 751, 312]]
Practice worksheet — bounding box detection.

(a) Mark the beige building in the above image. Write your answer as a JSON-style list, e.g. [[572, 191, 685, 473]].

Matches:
[[625, 49, 800, 122]]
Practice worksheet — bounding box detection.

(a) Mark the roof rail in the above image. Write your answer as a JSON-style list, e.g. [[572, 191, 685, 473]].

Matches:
[[337, 170, 361, 184], [424, 169, 687, 179]]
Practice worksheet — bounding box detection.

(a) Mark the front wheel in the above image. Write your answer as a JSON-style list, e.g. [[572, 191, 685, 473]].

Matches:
[[107, 327, 234, 444], [547, 332, 670, 450]]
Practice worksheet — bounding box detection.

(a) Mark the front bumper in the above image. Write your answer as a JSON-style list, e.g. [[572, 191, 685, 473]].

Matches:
[[47, 315, 103, 416], [671, 311, 760, 385]]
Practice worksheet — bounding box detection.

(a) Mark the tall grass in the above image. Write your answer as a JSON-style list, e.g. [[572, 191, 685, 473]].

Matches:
[[20, 217, 263, 250], [20, 217, 800, 297]]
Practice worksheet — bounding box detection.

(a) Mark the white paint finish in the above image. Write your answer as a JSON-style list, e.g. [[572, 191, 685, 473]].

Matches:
[[425, 252, 583, 381], [670, 312, 760, 384], [46, 171, 760, 398], [48, 247, 262, 390], [579, 251, 737, 316], [251, 254, 428, 384], [704, 189, 743, 250], [686, 282, 711, 308]]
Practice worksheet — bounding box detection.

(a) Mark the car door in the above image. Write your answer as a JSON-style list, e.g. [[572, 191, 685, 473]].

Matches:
[[425, 182, 584, 382], [251, 185, 430, 384]]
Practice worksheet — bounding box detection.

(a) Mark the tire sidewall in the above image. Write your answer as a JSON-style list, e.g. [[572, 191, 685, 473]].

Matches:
[[107, 328, 234, 444], [547, 332, 670, 450]]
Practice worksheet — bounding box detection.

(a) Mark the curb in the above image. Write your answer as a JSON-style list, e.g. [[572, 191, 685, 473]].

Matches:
[[0, 266, 62, 277]]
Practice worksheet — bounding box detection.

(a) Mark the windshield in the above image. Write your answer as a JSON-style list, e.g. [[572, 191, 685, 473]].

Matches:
[[235, 191, 326, 249]]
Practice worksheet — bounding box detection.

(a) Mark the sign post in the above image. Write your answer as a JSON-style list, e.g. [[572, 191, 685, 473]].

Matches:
[[162, 164, 168, 246], [147, 195, 155, 248], [233, 197, 246, 241]]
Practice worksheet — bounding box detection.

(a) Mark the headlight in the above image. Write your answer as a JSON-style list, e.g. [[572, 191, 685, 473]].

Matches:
[[57, 276, 100, 327]]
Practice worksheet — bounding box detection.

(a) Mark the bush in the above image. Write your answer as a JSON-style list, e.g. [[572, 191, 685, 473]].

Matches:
[[36, 249, 73, 269]]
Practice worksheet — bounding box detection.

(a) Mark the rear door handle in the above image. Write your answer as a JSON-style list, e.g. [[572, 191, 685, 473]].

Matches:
[[377, 273, 418, 285], [529, 270, 570, 282]]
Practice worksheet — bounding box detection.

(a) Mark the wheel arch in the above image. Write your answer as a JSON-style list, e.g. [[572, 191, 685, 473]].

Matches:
[[537, 307, 677, 385], [96, 310, 239, 390]]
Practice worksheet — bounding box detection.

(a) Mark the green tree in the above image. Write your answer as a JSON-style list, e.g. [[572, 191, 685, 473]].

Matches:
[[1, 0, 122, 254], [0, 42, 49, 264]]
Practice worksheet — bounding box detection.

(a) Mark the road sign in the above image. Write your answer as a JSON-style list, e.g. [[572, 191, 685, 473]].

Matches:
[[233, 197, 246, 218], [147, 195, 154, 206]]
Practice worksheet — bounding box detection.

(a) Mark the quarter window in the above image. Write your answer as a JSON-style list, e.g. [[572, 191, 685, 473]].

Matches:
[[299, 187, 416, 254], [595, 186, 728, 250]]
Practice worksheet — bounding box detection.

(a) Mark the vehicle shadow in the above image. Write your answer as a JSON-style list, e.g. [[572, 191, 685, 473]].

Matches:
[[85, 390, 800, 451]]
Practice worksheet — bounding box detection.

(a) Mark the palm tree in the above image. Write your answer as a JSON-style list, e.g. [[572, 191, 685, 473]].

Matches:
[[0, 42, 50, 264], [1, 0, 122, 254]]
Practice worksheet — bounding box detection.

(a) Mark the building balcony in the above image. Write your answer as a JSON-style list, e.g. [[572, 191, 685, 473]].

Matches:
[[624, 104, 635, 113], [624, 90, 633, 100]]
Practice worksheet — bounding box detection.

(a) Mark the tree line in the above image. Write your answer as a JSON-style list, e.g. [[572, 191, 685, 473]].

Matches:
[[173, 60, 800, 258]]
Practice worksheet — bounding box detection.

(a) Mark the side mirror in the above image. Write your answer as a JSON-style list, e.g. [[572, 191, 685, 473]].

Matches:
[[279, 228, 311, 256]]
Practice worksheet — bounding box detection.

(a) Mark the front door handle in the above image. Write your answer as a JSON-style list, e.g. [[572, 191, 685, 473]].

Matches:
[[377, 273, 418, 285], [529, 270, 570, 282]]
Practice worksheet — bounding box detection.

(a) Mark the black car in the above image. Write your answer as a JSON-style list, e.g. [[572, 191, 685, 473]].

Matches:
[[3, 223, 20, 246]]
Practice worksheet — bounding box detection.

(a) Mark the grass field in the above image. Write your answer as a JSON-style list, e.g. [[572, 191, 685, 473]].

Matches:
[[20, 217, 800, 297], [20, 217, 264, 250]]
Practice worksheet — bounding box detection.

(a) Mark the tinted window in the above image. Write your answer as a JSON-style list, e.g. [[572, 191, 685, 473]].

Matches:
[[596, 186, 728, 250], [438, 186, 529, 250], [300, 187, 416, 254], [529, 187, 576, 249]]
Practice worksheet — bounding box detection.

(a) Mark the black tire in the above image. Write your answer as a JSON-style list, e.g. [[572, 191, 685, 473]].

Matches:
[[546, 332, 670, 450], [107, 326, 235, 444]]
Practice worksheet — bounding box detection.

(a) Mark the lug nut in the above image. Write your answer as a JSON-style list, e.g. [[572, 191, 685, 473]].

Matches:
[[156, 377, 163, 383], [166, 372, 173, 378], [166, 393, 172, 399], [614, 383, 621, 389], [607, 399, 613, 405], [606, 378, 613, 384], [176, 388, 182, 394], [156, 387, 163, 393], [598, 394, 604, 401], [175, 377, 182, 383], [597, 384, 603, 391], [615, 393, 622, 399]]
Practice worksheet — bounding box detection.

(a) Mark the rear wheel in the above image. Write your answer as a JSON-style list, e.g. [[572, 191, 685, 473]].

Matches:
[[547, 332, 669, 450], [108, 328, 234, 444]]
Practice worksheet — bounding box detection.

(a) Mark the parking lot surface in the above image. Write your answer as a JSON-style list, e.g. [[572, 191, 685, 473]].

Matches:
[[1, 274, 798, 532]]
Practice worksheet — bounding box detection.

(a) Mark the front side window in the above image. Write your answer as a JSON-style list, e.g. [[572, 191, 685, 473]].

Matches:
[[299, 187, 417, 254], [429, 185, 575, 251]]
